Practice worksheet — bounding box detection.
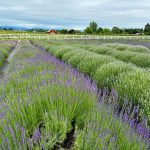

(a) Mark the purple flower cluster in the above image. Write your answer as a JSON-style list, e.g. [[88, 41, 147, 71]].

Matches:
[[0, 112, 5, 119], [32, 129, 41, 144], [121, 104, 150, 142], [27, 48, 98, 95]]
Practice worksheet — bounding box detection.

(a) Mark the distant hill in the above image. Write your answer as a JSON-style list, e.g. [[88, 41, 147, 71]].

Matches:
[[0, 25, 54, 31], [0, 25, 31, 31]]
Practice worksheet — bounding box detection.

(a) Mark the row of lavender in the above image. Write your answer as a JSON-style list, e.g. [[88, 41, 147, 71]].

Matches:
[[31, 40, 150, 140], [0, 41, 148, 149], [32, 40, 150, 124], [80, 43, 150, 68], [33, 40, 150, 145]]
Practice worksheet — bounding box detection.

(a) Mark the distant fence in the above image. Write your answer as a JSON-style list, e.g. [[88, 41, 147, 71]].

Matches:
[[0, 34, 150, 40]]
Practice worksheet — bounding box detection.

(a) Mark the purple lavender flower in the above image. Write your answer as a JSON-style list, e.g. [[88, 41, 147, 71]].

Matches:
[[129, 118, 135, 127], [0, 112, 5, 119], [32, 129, 41, 144], [122, 113, 129, 122], [111, 89, 118, 100], [133, 106, 139, 114], [28, 138, 33, 150], [20, 127, 25, 146]]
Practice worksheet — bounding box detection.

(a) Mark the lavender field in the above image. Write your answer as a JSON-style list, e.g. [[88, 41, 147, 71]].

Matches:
[[0, 40, 150, 149]]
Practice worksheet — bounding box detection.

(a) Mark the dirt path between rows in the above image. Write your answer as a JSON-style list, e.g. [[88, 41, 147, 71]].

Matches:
[[0, 40, 19, 77]]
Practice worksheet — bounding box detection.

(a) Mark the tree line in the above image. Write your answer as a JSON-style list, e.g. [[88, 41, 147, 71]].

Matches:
[[1, 22, 150, 35], [58, 22, 150, 35]]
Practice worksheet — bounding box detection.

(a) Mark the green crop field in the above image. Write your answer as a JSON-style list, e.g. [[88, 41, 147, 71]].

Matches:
[[0, 39, 149, 149]]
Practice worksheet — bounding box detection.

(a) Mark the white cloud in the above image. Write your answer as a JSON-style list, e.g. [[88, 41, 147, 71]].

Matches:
[[0, 0, 149, 29]]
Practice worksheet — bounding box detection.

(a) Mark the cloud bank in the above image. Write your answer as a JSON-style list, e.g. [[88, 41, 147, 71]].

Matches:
[[0, 0, 150, 29]]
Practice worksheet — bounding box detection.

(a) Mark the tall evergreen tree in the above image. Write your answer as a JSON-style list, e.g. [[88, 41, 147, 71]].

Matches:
[[144, 23, 150, 35], [89, 21, 98, 33]]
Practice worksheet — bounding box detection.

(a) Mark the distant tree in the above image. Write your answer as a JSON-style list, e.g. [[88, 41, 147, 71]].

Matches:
[[124, 28, 134, 34], [124, 28, 143, 34], [112, 26, 121, 34], [101, 28, 111, 34], [68, 29, 76, 34], [89, 21, 98, 33], [60, 29, 68, 34], [144, 23, 150, 35], [84, 27, 92, 34], [75, 30, 82, 34], [97, 27, 103, 34], [28, 28, 47, 32]]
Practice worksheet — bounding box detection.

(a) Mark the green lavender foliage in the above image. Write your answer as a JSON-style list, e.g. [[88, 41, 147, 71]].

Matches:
[[0, 41, 146, 149], [33, 40, 150, 123], [0, 44, 11, 67], [94, 61, 135, 89]]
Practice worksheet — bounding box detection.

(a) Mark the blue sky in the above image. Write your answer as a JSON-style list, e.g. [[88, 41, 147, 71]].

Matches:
[[0, 0, 150, 29]]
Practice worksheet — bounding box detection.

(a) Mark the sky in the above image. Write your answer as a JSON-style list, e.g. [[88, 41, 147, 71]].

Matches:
[[0, 0, 150, 29]]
